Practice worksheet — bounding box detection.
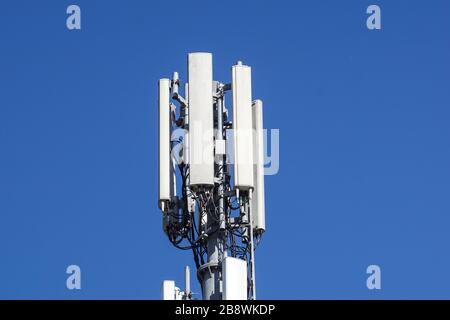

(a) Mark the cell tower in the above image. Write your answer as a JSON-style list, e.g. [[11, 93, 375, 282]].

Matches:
[[158, 52, 266, 300]]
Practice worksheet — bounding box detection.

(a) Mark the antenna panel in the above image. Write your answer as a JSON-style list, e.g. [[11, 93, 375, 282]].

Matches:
[[232, 63, 254, 190], [161, 280, 176, 300], [252, 100, 266, 232], [188, 53, 214, 187], [158, 79, 171, 210], [222, 257, 248, 300]]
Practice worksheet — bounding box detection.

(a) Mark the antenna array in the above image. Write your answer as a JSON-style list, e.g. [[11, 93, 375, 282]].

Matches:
[[158, 52, 266, 300]]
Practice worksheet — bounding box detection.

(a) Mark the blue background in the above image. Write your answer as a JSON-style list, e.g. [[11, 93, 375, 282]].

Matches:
[[1, 0, 449, 299]]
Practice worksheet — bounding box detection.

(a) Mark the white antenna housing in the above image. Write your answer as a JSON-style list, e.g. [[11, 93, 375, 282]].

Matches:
[[252, 100, 266, 233], [188, 53, 214, 187], [222, 257, 248, 300], [232, 62, 254, 190], [158, 79, 171, 211], [161, 280, 176, 300]]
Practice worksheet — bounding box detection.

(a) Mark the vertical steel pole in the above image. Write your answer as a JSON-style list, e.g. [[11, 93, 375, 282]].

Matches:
[[248, 189, 256, 299], [201, 89, 226, 300]]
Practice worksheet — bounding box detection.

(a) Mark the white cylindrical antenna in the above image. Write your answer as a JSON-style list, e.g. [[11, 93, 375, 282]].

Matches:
[[251, 100, 266, 233], [185, 265, 191, 298], [158, 79, 171, 212], [187, 52, 214, 187], [232, 62, 254, 190]]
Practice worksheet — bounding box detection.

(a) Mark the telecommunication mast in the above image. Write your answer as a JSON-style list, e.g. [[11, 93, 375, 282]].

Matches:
[[158, 53, 266, 300]]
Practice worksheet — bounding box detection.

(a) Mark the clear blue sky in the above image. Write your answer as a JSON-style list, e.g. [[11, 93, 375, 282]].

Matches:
[[1, 0, 449, 299]]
